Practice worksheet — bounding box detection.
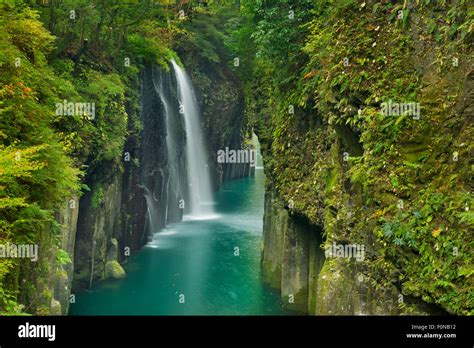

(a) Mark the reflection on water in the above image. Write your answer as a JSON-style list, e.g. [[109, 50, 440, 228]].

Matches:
[[69, 169, 285, 315]]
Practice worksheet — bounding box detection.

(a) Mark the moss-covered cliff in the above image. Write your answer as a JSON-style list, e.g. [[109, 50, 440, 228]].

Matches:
[[237, 0, 473, 315]]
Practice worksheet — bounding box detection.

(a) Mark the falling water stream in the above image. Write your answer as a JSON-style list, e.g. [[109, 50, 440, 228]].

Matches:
[[171, 60, 214, 218], [151, 68, 180, 224]]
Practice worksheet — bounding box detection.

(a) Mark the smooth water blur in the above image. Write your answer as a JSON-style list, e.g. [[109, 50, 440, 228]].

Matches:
[[69, 169, 285, 315], [171, 60, 214, 217]]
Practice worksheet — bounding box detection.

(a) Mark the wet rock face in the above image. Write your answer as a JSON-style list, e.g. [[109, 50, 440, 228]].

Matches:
[[314, 258, 401, 315], [281, 217, 311, 313], [73, 173, 123, 290], [140, 66, 185, 229], [262, 190, 286, 289], [105, 260, 125, 280], [262, 190, 325, 314], [53, 195, 79, 314], [261, 189, 448, 315]]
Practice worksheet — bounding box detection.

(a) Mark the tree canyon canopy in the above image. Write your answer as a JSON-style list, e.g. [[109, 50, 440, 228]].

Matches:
[[0, 0, 472, 317]]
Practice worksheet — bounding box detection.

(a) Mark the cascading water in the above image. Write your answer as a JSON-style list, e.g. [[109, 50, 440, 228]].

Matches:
[[143, 186, 160, 231], [151, 68, 181, 224], [140, 65, 184, 237], [139, 69, 164, 236], [171, 60, 214, 217]]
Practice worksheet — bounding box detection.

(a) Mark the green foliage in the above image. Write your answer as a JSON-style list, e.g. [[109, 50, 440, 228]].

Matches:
[[173, 6, 236, 68], [240, 0, 473, 315], [91, 185, 104, 209], [0, 0, 179, 314], [0, 3, 84, 314], [56, 248, 72, 267]]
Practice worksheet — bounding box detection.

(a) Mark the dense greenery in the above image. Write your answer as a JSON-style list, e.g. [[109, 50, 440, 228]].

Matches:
[[0, 0, 472, 315], [230, 0, 473, 314], [0, 0, 181, 314]]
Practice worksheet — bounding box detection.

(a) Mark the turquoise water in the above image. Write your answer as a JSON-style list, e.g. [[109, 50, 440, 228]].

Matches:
[[69, 169, 285, 315]]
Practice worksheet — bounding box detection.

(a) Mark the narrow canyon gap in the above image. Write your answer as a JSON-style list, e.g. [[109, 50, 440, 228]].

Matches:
[[70, 148, 284, 315]]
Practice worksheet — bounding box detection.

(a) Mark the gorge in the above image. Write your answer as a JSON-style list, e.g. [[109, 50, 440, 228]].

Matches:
[[0, 0, 472, 318]]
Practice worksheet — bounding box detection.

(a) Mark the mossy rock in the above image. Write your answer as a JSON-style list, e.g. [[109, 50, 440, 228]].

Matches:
[[262, 260, 282, 289], [282, 287, 308, 314], [105, 260, 126, 279], [73, 267, 90, 283], [50, 299, 62, 315], [399, 143, 429, 162]]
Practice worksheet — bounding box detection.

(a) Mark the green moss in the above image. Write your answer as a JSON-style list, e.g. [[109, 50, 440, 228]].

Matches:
[[243, 0, 473, 315], [325, 167, 338, 195], [105, 261, 126, 280], [261, 260, 281, 290], [91, 186, 105, 209], [282, 287, 308, 314]]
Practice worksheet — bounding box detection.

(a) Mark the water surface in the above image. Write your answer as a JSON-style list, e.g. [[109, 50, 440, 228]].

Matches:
[[70, 169, 285, 315]]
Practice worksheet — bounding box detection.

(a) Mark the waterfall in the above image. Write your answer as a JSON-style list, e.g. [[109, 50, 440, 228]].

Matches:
[[171, 60, 214, 217], [152, 69, 179, 184], [144, 187, 159, 233], [139, 69, 164, 236], [151, 68, 182, 224], [140, 65, 182, 237], [253, 132, 264, 170]]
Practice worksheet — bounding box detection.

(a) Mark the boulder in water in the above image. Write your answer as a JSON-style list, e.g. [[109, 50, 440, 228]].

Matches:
[[105, 260, 126, 279]]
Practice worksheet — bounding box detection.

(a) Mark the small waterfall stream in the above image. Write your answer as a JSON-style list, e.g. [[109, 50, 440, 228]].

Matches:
[[151, 68, 180, 224]]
